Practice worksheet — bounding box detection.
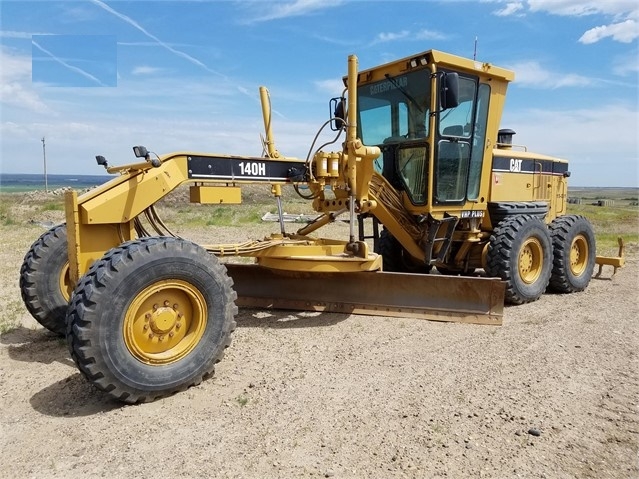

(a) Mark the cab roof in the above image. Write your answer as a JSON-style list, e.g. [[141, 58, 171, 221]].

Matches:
[[352, 49, 515, 85]]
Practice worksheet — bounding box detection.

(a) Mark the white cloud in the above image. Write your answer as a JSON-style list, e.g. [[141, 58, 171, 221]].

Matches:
[[414, 29, 447, 41], [0, 83, 52, 115], [314, 78, 345, 96], [503, 104, 638, 186], [0, 47, 53, 114], [372, 28, 446, 45], [237, 85, 250, 97], [0, 47, 31, 82], [244, 0, 344, 23], [493, 2, 524, 17], [375, 31, 410, 43], [527, 0, 637, 17], [311, 34, 358, 47], [489, 0, 639, 44], [0, 109, 329, 174], [132, 65, 164, 76], [507, 61, 592, 88], [579, 19, 639, 44], [612, 51, 639, 76]]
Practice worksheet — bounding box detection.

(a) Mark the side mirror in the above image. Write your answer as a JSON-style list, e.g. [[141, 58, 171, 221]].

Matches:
[[96, 155, 108, 169], [133, 145, 149, 159], [440, 72, 459, 110], [329, 97, 346, 131]]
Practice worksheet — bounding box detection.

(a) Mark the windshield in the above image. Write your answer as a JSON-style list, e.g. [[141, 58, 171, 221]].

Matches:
[[357, 70, 431, 145], [357, 69, 485, 207]]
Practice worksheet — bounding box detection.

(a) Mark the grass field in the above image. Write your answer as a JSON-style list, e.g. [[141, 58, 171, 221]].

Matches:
[[565, 187, 638, 254], [1, 185, 637, 252]]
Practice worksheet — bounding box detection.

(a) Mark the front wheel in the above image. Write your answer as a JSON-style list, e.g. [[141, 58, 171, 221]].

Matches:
[[548, 215, 596, 293], [20, 224, 73, 336], [66, 237, 237, 404], [486, 215, 552, 304], [375, 229, 431, 273]]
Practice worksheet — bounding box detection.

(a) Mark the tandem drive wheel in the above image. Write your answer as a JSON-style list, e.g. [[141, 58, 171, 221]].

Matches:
[[66, 237, 237, 404], [548, 215, 596, 293], [20, 224, 73, 336], [486, 215, 552, 305]]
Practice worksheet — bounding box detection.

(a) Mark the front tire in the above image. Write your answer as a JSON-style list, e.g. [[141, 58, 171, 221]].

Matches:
[[66, 237, 237, 404], [486, 215, 552, 304], [548, 215, 596, 293], [20, 224, 73, 336], [375, 228, 431, 273]]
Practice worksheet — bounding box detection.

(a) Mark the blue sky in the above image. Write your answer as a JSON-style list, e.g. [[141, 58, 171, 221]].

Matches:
[[1, 0, 637, 187]]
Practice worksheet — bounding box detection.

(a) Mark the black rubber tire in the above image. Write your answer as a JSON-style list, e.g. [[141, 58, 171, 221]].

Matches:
[[19, 224, 72, 336], [548, 215, 596, 293], [375, 229, 403, 272], [66, 237, 237, 404], [486, 215, 552, 305], [375, 228, 431, 273]]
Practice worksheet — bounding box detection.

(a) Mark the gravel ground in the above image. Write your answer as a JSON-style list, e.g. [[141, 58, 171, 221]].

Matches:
[[0, 221, 637, 479]]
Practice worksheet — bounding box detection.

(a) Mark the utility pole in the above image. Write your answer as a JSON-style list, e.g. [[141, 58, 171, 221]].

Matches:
[[41, 137, 48, 192]]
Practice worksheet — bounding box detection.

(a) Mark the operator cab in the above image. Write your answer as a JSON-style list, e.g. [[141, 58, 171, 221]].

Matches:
[[348, 50, 512, 214]]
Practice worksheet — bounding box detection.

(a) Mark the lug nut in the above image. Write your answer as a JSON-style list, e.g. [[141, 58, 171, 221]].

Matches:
[[175, 323, 181, 330], [145, 313, 151, 321], [153, 304, 158, 311], [148, 333, 154, 339], [164, 300, 170, 307], [159, 335, 164, 341], [169, 332, 174, 338], [143, 324, 149, 331], [173, 303, 179, 310]]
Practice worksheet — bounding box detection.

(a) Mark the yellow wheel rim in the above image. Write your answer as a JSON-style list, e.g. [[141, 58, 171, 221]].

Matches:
[[569, 234, 588, 276], [59, 261, 73, 302], [518, 238, 543, 284], [123, 280, 207, 365]]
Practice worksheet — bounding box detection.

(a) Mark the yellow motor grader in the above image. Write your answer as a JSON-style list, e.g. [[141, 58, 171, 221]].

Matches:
[[20, 50, 622, 403]]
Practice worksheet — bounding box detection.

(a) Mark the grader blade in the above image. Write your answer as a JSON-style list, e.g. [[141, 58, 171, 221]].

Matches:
[[225, 264, 505, 325]]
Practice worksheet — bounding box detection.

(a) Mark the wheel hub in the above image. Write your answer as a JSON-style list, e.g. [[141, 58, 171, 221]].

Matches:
[[149, 303, 181, 335], [123, 280, 207, 365], [519, 238, 543, 284], [570, 235, 588, 275], [570, 244, 580, 264]]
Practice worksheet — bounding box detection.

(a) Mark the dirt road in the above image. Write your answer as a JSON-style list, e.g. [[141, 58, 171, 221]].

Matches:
[[0, 224, 637, 478]]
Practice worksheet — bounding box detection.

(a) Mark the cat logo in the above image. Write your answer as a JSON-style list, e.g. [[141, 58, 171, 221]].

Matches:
[[509, 158, 523, 172]]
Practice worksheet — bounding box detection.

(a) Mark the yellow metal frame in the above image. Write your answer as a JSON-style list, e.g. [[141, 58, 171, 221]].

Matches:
[[64, 48, 606, 288]]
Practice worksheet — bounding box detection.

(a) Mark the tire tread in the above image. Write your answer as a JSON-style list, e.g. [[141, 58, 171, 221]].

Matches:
[[66, 236, 237, 404]]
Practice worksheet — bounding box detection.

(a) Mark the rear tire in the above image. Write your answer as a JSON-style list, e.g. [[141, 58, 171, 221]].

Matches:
[[486, 215, 552, 304], [548, 215, 596, 293], [20, 224, 73, 336], [66, 237, 237, 404]]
